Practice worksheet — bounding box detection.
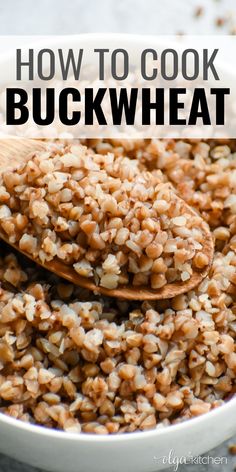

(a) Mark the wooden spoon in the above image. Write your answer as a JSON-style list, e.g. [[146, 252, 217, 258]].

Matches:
[[0, 138, 214, 300]]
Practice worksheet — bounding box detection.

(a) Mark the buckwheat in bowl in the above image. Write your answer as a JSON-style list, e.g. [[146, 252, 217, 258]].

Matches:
[[0, 136, 235, 472]]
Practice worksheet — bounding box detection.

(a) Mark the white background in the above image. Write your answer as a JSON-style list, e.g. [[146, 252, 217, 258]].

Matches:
[[0, 0, 236, 35]]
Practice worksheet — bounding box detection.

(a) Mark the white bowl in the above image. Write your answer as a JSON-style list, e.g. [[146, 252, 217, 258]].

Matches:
[[0, 398, 236, 472], [0, 34, 235, 472]]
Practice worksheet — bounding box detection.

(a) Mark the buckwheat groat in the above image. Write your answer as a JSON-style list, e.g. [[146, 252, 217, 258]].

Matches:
[[0, 138, 235, 435], [0, 144, 209, 291], [0, 246, 235, 434]]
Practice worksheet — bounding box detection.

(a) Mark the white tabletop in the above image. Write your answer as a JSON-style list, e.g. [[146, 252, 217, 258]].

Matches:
[[0, 0, 236, 35]]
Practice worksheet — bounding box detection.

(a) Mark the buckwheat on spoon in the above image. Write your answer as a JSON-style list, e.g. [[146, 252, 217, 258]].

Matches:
[[0, 139, 214, 300]]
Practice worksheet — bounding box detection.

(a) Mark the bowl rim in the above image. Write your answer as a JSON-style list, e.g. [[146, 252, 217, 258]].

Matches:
[[0, 395, 235, 443]]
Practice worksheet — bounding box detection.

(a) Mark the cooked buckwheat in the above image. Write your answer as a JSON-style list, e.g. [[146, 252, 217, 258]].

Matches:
[[0, 143, 209, 290], [0, 137, 235, 435]]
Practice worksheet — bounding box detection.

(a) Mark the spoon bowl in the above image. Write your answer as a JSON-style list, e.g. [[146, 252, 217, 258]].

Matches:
[[0, 138, 215, 300]]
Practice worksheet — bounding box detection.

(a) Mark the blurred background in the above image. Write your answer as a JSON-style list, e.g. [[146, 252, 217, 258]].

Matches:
[[1, 0, 236, 35], [0, 0, 236, 471]]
